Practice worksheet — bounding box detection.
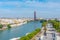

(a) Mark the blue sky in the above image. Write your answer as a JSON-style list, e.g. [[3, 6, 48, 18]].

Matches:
[[0, 0, 60, 18]]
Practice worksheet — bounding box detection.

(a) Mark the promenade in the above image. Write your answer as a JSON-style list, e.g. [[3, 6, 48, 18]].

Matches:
[[43, 23, 56, 40], [31, 23, 60, 40]]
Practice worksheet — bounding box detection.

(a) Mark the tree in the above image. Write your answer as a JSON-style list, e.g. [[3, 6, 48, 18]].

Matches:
[[42, 22, 47, 27], [7, 24, 11, 28], [19, 28, 41, 40], [35, 28, 41, 32], [0, 24, 3, 29], [42, 21, 47, 36], [57, 29, 60, 33], [20, 36, 30, 40], [48, 20, 60, 33], [27, 33, 34, 39]]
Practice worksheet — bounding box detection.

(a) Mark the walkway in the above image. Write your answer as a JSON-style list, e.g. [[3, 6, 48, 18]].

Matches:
[[31, 23, 56, 40], [43, 23, 56, 40], [31, 23, 60, 40]]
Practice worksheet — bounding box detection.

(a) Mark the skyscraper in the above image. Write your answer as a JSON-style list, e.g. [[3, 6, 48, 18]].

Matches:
[[34, 11, 36, 21]]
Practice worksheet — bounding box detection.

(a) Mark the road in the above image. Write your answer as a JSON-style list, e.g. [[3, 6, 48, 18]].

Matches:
[[43, 23, 56, 40], [31, 23, 56, 40], [31, 23, 60, 40]]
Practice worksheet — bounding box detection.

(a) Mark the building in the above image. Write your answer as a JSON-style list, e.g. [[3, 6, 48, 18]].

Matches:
[[34, 11, 36, 21]]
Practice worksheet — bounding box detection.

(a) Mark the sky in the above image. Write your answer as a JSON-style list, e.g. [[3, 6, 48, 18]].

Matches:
[[0, 0, 60, 18]]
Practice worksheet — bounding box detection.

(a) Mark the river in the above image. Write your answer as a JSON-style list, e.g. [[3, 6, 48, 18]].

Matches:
[[0, 21, 42, 40]]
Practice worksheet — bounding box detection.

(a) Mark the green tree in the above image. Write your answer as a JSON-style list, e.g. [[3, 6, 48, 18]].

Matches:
[[42, 22, 47, 27], [0, 24, 3, 29], [35, 28, 41, 32], [19, 28, 41, 40], [27, 33, 34, 39], [57, 29, 60, 32], [7, 24, 11, 28], [48, 20, 60, 32], [42, 21, 47, 36], [20, 36, 30, 40]]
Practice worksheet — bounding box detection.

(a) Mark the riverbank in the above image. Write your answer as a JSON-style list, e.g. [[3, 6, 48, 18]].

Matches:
[[10, 21, 27, 27], [0, 18, 30, 30], [0, 21, 27, 30], [10, 28, 41, 40]]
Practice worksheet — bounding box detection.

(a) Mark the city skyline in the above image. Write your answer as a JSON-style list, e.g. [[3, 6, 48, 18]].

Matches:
[[0, 0, 60, 18]]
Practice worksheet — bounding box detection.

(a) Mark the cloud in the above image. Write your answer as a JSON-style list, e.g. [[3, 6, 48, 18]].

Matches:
[[0, 0, 60, 9], [0, 0, 60, 18]]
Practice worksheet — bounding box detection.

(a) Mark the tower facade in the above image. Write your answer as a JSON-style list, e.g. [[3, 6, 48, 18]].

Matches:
[[34, 11, 36, 21]]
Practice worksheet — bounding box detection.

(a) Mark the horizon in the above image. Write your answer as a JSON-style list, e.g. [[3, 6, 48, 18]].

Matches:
[[0, 0, 60, 18]]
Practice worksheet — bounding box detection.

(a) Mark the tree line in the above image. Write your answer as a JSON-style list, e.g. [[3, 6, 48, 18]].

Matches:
[[48, 19, 60, 32], [20, 28, 41, 40], [0, 24, 11, 29]]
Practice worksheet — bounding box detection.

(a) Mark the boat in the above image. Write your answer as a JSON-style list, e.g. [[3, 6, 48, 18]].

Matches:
[[26, 32, 30, 35], [10, 37, 20, 40]]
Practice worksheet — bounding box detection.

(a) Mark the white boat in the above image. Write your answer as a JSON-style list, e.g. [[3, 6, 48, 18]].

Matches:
[[10, 37, 20, 40], [26, 32, 30, 35]]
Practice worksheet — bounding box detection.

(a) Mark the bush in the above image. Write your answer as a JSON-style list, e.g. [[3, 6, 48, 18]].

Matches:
[[7, 24, 11, 28], [42, 22, 47, 27], [57, 29, 60, 32], [27, 33, 34, 39], [20, 28, 41, 40], [20, 36, 30, 40], [0, 24, 3, 29], [35, 28, 40, 32], [48, 20, 60, 32]]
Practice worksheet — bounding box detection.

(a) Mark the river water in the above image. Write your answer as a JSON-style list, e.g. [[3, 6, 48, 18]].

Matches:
[[0, 21, 42, 40]]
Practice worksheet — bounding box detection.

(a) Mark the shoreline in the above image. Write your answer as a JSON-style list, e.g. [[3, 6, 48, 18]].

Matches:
[[0, 21, 27, 30], [11, 21, 27, 27]]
